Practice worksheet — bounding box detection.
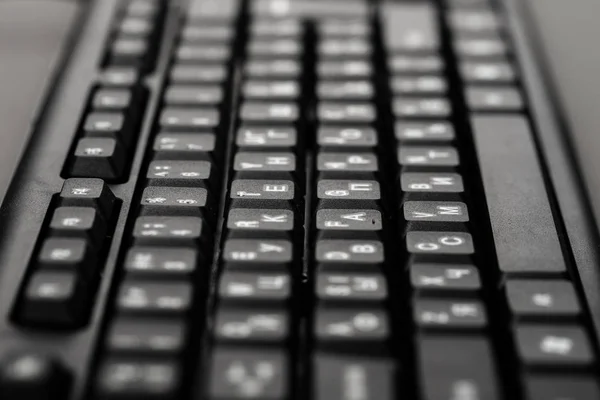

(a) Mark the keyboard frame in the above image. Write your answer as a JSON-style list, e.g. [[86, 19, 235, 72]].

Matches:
[[0, 0, 598, 398]]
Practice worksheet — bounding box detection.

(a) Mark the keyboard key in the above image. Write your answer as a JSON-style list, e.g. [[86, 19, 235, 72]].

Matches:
[[472, 116, 566, 275], [316, 239, 384, 264], [71, 137, 126, 180], [461, 61, 516, 83], [314, 354, 394, 400], [132, 216, 206, 246], [380, 3, 440, 51], [317, 81, 373, 100], [146, 160, 213, 188], [49, 207, 106, 244], [164, 85, 223, 106], [318, 103, 376, 124], [398, 146, 460, 168], [240, 102, 299, 123], [124, 247, 198, 276], [395, 121, 455, 143], [38, 238, 95, 276], [96, 358, 180, 398], [117, 281, 193, 314], [316, 272, 388, 302], [418, 336, 500, 400], [236, 126, 297, 148], [317, 179, 381, 201], [391, 76, 447, 95], [247, 39, 302, 57], [454, 36, 508, 58], [448, 9, 502, 35], [317, 152, 378, 173], [227, 208, 294, 232], [160, 107, 220, 130], [252, 0, 368, 18], [315, 308, 390, 343], [411, 264, 481, 293], [406, 231, 474, 256], [109, 37, 148, 66], [176, 44, 231, 63], [234, 153, 296, 175], [318, 127, 377, 148], [187, 0, 240, 20], [515, 325, 594, 367], [19, 271, 88, 327], [388, 54, 444, 74], [251, 18, 303, 37], [0, 352, 71, 400], [170, 64, 227, 83], [245, 59, 301, 78], [59, 178, 117, 218], [393, 98, 451, 118], [118, 17, 153, 37], [414, 299, 487, 329], [506, 280, 581, 319], [466, 86, 524, 111], [208, 348, 287, 399], [92, 89, 132, 110], [230, 179, 295, 201], [318, 38, 372, 58], [140, 186, 211, 219], [404, 201, 469, 223], [401, 172, 464, 197], [223, 239, 293, 264], [317, 60, 372, 79], [317, 19, 371, 37], [83, 112, 125, 137], [153, 132, 216, 157], [181, 25, 233, 42], [242, 80, 300, 100], [107, 319, 186, 353], [316, 209, 383, 232], [99, 67, 139, 86], [219, 272, 291, 302], [214, 307, 289, 343], [525, 375, 600, 400]]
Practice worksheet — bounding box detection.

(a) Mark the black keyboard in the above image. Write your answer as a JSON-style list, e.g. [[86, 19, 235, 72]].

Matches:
[[0, 0, 598, 399]]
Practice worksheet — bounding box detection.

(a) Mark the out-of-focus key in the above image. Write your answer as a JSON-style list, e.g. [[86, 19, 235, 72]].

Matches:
[[379, 3, 439, 52]]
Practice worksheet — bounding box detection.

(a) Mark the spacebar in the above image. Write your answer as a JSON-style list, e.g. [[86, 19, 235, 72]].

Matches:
[[471, 115, 566, 275]]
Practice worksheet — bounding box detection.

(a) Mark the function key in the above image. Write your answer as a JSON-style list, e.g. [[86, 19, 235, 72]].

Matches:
[[505, 280, 581, 319], [514, 325, 595, 367], [92, 89, 132, 110], [99, 67, 139, 87], [49, 207, 106, 244], [19, 271, 89, 327], [38, 238, 95, 276], [0, 352, 71, 399], [59, 178, 117, 219]]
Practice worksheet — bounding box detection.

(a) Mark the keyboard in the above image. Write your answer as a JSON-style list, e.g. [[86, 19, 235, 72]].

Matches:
[[0, 0, 598, 399]]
